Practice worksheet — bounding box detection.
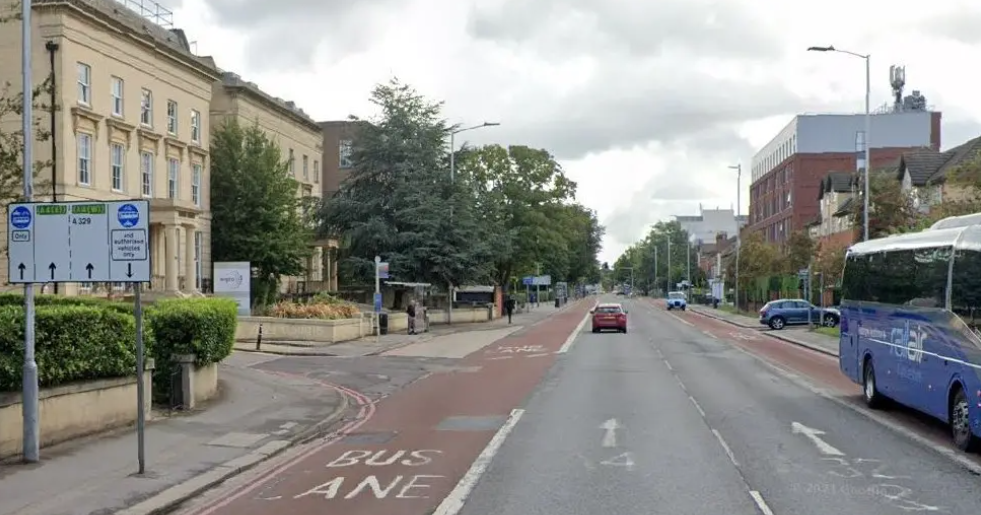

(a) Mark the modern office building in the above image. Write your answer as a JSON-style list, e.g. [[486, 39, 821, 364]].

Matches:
[[675, 205, 748, 246], [747, 110, 941, 243]]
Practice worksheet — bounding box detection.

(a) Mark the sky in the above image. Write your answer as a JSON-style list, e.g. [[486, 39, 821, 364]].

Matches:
[[155, 0, 981, 264]]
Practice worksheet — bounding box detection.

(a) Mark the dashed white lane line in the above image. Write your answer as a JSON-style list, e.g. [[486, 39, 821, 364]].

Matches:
[[702, 330, 717, 339], [712, 429, 739, 467], [750, 490, 776, 515], [433, 408, 525, 515], [557, 305, 595, 354], [663, 360, 674, 372], [689, 395, 706, 417]]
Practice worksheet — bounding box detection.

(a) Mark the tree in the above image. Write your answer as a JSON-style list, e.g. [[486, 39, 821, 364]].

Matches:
[[813, 241, 846, 287], [320, 79, 494, 299], [785, 230, 815, 272], [210, 119, 313, 305], [609, 220, 703, 295], [724, 231, 782, 293], [850, 170, 918, 238]]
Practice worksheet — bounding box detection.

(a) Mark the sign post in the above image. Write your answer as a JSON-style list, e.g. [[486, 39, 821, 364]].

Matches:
[[799, 266, 812, 329], [8, 200, 151, 469], [374, 256, 389, 340]]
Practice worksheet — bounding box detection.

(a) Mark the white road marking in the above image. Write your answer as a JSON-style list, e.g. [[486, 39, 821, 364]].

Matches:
[[525, 353, 550, 358], [600, 452, 635, 470], [487, 356, 513, 361], [791, 422, 845, 456], [750, 490, 776, 515], [557, 306, 594, 354], [663, 360, 674, 372], [674, 376, 687, 391], [600, 418, 621, 448], [676, 316, 694, 326], [703, 330, 717, 339], [689, 396, 706, 417], [432, 408, 525, 515], [712, 429, 739, 467]]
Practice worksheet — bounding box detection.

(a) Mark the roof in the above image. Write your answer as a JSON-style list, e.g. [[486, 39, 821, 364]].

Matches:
[[833, 197, 855, 218], [847, 224, 981, 255], [898, 136, 981, 186], [220, 72, 320, 133], [817, 171, 854, 201]]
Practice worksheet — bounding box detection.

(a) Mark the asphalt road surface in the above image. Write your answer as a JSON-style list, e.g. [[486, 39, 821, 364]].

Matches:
[[458, 297, 981, 515]]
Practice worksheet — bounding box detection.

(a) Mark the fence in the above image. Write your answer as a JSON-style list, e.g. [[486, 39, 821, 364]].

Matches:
[[736, 274, 841, 312]]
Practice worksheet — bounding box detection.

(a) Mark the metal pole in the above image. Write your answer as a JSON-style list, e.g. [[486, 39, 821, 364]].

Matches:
[[653, 248, 658, 296], [448, 132, 455, 325], [735, 164, 742, 309], [45, 41, 58, 295], [667, 240, 672, 292], [134, 283, 146, 474], [863, 55, 871, 242], [374, 255, 381, 339], [686, 238, 691, 288], [21, 0, 39, 464], [806, 263, 813, 329]]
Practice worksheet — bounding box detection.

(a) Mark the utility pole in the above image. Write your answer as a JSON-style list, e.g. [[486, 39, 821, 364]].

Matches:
[[667, 239, 672, 292], [653, 248, 658, 296], [729, 163, 742, 308]]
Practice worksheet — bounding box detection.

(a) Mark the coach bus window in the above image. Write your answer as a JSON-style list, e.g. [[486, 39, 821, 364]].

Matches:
[[842, 253, 871, 301], [872, 250, 917, 305], [910, 246, 950, 308], [951, 249, 981, 328]]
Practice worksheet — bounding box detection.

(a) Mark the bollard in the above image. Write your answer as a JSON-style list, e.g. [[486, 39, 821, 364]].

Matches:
[[256, 323, 263, 350]]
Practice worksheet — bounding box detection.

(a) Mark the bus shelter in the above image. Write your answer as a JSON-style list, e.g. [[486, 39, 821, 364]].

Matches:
[[386, 281, 433, 333]]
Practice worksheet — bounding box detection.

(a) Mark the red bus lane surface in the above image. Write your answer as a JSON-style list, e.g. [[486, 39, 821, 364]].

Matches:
[[188, 302, 592, 515], [668, 304, 981, 468]]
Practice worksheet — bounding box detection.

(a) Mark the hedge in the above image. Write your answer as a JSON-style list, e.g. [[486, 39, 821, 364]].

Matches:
[[0, 295, 238, 403]]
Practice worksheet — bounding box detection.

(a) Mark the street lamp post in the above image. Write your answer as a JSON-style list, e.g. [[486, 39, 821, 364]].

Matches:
[[447, 121, 500, 324], [729, 164, 741, 308], [808, 45, 871, 241], [666, 239, 671, 292]]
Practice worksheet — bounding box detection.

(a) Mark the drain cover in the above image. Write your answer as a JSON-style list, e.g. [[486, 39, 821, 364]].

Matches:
[[436, 415, 507, 431]]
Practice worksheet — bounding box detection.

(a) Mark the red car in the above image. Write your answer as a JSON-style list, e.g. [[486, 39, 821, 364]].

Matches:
[[591, 303, 628, 333]]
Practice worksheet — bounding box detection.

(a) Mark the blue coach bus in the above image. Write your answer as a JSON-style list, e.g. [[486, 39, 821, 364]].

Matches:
[[839, 218, 981, 452]]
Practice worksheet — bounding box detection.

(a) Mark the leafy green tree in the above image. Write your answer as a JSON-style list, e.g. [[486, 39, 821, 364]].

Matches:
[[850, 169, 918, 238], [320, 79, 494, 298], [210, 119, 313, 305], [0, 77, 55, 235], [785, 230, 815, 272]]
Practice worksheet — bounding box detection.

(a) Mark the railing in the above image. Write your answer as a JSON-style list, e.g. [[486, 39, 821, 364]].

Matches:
[[109, 0, 174, 27]]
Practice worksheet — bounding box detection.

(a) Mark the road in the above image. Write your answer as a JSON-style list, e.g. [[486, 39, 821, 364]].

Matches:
[[173, 296, 981, 515]]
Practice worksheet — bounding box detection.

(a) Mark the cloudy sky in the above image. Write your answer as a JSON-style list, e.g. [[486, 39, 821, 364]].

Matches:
[[161, 0, 981, 264]]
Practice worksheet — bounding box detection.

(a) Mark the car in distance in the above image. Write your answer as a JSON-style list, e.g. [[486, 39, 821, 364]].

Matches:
[[666, 291, 687, 311], [591, 303, 628, 333], [759, 299, 840, 330]]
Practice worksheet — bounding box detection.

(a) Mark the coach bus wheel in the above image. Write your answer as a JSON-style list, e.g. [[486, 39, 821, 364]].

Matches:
[[950, 388, 979, 452], [863, 360, 884, 409]]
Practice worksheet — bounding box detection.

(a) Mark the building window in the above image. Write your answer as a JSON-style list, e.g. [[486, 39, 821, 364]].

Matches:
[[77, 63, 91, 105], [141, 151, 153, 197], [288, 149, 295, 175], [302, 154, 309, 180], [167, 100, 178, 135], [77, 133, 92, 185], [192, 163, 201, 206], [855, 130, 866, 152], [190, 109, 201, 143], [110, 143, 124, 191], [168, 158, 179, 199], [140, 89, 153, 127], [110, 77, 124, 116], [313, 160, 319, 183], [339, 140, 353, 168], [194, 231, 203, 290]]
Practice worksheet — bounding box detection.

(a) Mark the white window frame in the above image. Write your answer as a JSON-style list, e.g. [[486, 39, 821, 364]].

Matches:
[[339, 139, 353, 168], [190, 109, 201, 143], [191, 163, 201, 206], [110, 142, 124, 192], [141, 151, 153, 197], [302, 154, 309, 180], [140, 89, 153, 127], [313, 160, 319, 183], [168, 158, 179, 199], [289, 149, 295, 175], [77, 63, 91, 105], [166, 100, 178, 135], [194, 231, 202, 290], [77, 133, 92, 185], [110, 76, 124, 116]]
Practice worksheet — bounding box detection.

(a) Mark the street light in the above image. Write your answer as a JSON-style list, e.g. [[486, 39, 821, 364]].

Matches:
[[729, 164, 741, 308], [808, 45, 871, 241], [446, 121, 500, 325]]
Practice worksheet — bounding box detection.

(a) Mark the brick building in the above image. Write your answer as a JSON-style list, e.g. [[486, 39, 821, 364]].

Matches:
[[747, 111, 941, 244]]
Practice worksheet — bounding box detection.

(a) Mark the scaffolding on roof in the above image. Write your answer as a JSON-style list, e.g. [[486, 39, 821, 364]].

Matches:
[[112, 0, 173, 28]]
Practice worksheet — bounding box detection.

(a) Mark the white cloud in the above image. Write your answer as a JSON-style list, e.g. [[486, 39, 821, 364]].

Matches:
[[169, 0, 981, 264]]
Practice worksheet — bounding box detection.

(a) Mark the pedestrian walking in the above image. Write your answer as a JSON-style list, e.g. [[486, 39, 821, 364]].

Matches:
[[505, 295, 516, 324], [407, 299, 417, 335]]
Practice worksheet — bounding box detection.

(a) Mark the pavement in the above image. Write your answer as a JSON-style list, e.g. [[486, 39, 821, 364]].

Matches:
[[0, 352, 350, 515], [233, 303, 572, 357], [687, 303, 839, 356]]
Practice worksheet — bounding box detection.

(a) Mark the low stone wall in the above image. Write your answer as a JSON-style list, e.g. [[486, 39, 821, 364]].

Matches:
[[235, 306, 494, 343], [0, 365, 153, 459]]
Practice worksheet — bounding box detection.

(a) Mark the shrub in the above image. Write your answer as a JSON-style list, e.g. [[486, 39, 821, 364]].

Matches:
[[269, 301, 360, 320], [0, 292, 133, 314], [146, 297, 237, 402], [0, 304, 140, 391]]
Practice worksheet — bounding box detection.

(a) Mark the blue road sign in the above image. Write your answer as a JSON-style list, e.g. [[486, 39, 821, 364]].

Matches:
[[10, 206, 31, 229], [522, 276, 534, 286], [373, 292, 382, 313], [117, 203, 140, 228]]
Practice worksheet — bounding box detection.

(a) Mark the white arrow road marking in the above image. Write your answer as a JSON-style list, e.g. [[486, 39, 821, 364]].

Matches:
[[600, 452, 635, 470], [600, 418, 620, 448], [791, 422, 845, 456]]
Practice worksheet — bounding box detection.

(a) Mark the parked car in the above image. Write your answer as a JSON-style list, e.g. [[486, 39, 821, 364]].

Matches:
[[591, 303, 628, 333], [666, 291, 687, 311], [759, 299, 840, 330]]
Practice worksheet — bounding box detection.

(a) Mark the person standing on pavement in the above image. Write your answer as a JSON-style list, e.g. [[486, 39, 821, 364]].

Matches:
[[505, 295, 516, 324], [407, 299, 417, 335]]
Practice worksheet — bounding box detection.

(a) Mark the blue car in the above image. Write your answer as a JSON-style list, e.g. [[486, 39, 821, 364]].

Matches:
[[666, 291, 687, 311], [759, 298, 840, 330]]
